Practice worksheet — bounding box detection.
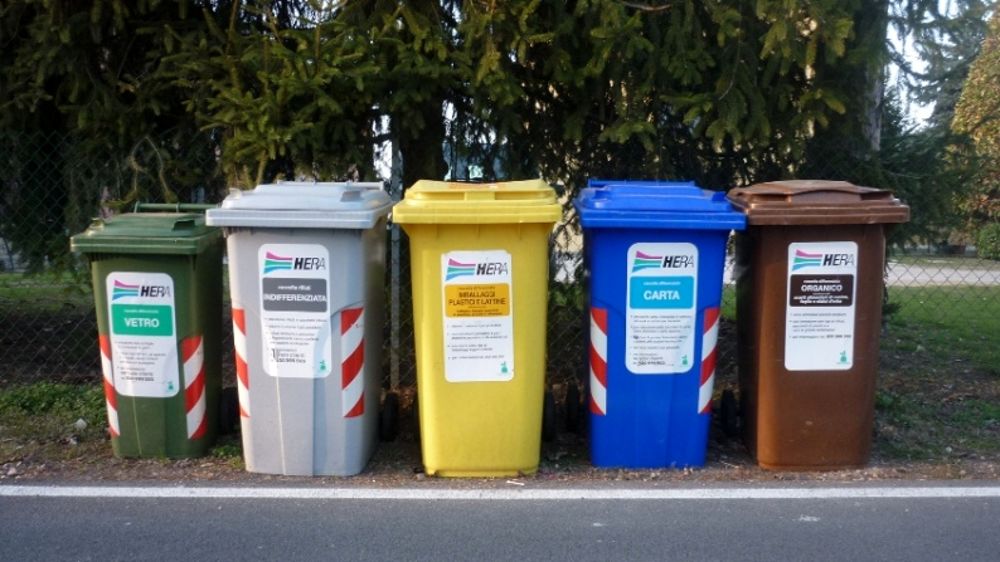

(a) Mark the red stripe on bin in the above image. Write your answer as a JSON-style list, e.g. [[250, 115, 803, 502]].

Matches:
[[700, 351, 717, 385], [189, 416, 207, 440], [232, 308, 246, 334], [591, 307, 607, 334], [589, 344, 607, 386], [181, 335, 202, 364], [341, 344, 364, 388], [341, 307, 363, 335], [99, 334, 112, 359], [703, 307, 720, 336], [344, 396, 365, 418], [185, 368, 205, 412], [102, 378, 117, 410], [235, 355, 249, 388]]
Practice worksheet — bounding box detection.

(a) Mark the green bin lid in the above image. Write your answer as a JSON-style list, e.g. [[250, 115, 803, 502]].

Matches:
[[70, 212, 222, 256]]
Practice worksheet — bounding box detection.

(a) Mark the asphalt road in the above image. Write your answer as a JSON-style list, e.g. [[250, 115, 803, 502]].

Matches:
[[2, 484, 999, 561]]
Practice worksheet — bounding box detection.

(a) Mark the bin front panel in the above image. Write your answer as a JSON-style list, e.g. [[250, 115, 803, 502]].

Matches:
[[586, 227, 730, 468], [735, 224, 886, 469], [89, 244, 223, 458], [226, 223, 384, 476], [404, 222, 551, 477]]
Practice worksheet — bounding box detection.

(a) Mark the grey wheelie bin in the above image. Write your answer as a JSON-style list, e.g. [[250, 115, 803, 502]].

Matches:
[[206, 182, 391, 476]]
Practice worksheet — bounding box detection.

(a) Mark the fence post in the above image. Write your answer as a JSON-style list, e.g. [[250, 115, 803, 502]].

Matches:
[[389, 133, 403, 391]]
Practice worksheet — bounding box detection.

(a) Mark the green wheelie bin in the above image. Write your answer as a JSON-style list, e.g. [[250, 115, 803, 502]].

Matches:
[[71, 204, 224, 458]]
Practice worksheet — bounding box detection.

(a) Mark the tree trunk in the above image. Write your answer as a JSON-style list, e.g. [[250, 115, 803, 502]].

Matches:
[[395, 96, 448, 189], [802, 0, 889, 172]]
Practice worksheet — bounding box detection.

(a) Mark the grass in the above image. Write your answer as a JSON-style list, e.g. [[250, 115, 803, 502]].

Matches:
[[0, 271, 93, 313], [0, 383, 107, 463], [884, 285, 1000, 373], [721, 286, 736, 319], [0, 382, 243, 469], [874, 285, 1000, 461]]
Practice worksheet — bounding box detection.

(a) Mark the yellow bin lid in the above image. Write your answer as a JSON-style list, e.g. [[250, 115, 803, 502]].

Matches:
[[392, 179, 562, 224]]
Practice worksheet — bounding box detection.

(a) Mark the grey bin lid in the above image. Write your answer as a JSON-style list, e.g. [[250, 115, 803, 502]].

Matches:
[[206, 181, 393, 229]]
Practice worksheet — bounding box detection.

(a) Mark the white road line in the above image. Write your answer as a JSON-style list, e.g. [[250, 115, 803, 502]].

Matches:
[[2, 485, 1000, 501]]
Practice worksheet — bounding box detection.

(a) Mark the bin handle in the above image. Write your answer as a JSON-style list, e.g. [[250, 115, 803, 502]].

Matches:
[[134, 202, 217, 213], [171, 218, 198, 231]]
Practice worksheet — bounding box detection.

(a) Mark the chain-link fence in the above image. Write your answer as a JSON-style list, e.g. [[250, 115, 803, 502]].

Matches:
[[1, 131, 998, 391]]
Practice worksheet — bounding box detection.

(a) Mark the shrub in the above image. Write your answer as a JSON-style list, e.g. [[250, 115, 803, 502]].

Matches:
[[977, 223, 1000, 260]]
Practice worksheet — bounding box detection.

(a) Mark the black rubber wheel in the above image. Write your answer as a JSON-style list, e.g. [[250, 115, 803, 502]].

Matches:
[[380, 391, 400, 442], [719, 389, 740, 438], [542, 390, 557, 442], [217, 387, 239, 436], [565, 383, 581, 433]]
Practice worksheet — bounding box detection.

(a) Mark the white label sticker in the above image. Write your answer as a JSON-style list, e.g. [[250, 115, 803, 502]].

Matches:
[[625, 242, 698, 374], [258, 244, 332, 378], [784, 241, 858, 371], [441, 250, 514, 382], [106, 272, 179, 397]]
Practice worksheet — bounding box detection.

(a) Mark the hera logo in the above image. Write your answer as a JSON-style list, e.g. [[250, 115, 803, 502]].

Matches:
[[632, 251, 694, 273], [112, 279, 170, 300], [792, 249, 855, 271], [446, 258, 509, 281], [263, 251, 326, 275]]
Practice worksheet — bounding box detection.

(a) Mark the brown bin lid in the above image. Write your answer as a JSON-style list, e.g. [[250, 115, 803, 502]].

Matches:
[[727, 180, 910, 226]]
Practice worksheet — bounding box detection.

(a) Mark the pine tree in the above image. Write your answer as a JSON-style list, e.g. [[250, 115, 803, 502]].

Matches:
[[953, 9, 1000, 230], [893, 0, 992, 130]]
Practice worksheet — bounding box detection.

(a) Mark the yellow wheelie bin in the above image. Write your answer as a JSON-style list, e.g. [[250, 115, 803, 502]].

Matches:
[[393, 180, 561, 477]]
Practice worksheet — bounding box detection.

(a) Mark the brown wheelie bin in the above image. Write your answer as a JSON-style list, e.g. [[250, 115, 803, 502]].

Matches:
[[727, 180, 909, 470]]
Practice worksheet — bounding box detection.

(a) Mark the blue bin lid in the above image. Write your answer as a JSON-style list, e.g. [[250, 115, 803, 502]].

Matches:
[[575, 180, 746, 230]]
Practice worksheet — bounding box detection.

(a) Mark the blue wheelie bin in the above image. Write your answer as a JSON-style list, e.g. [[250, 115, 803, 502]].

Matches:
[[575, 179, 745, 468]]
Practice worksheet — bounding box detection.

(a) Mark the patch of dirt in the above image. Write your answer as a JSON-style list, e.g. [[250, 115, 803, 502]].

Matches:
[[3, 384, 998, 486], [4, 433, 998, 487]]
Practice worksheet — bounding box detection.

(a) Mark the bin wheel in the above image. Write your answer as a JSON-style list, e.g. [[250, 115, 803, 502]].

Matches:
[[719, 389, 739, 438], [380, 391, 400, 442], [218, 387, 240, 436], [542, 390, 557, 442], [565, 383, 581, 433]]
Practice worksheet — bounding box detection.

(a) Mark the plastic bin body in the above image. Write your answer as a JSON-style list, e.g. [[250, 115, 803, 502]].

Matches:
[[576, 180, 745, 468], [393, 180, 561, 477], [728, 180, 909, 470], [71, 211, 224, 458], [206, 182, 390, 476]]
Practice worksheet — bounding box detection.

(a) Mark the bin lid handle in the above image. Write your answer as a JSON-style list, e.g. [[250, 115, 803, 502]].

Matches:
[[171, 218, 197, 231], [134, 202, 216, 213]]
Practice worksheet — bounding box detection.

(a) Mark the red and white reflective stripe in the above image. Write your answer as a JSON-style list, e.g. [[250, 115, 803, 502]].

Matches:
[[589, 307, 608, 416], [232, 308, 250, 418], [340, 306, 365, 418], [98, 335, 120, 437], [181, 335, 207, 440], [698, 307, 720, 414]]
